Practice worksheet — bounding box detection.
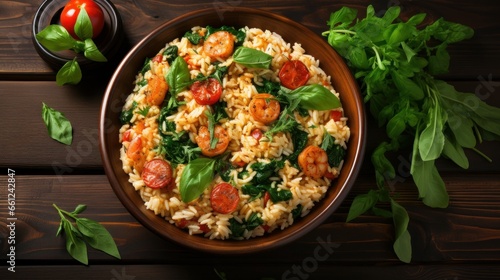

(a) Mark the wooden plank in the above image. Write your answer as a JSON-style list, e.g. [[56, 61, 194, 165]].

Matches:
[[2, 80, 498, 173], [0, 0, 499, 78], [2, 264, 500, 280], [0, 174, 499, 264]]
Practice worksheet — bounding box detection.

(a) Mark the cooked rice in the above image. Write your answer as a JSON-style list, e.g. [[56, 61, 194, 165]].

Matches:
[[119, 26, 350, 240]]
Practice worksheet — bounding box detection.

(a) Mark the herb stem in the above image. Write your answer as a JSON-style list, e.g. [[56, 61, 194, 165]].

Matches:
[[471, 147, 493, 162]]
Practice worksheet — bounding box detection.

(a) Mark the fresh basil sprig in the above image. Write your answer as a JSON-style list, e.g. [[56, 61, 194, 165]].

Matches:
[[179, 157, 217, 202], [42, 103, 73, 145], [53, 204, 121, 265], [35, 6, 107, 85], [233, 47, 273, 69]]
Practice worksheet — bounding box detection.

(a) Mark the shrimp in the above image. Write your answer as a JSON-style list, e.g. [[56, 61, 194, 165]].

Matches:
[[203, 31, 235, 61], [126, 136, 146, 172], [298, 145, 329, 179], [196, 125, 230, 157], [248, 93, 281, 125], [146, 74, 168, 106]]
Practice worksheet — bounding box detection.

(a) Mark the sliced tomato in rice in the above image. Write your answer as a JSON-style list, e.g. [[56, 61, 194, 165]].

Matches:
[[210, 182, 240, 214], [279, 60, 310, 89], [141, 159, 173, 189]]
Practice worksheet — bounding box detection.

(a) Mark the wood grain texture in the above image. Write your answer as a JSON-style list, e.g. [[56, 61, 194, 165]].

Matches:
[[0, 0, 499, 79], [0, 174, 498, 265]]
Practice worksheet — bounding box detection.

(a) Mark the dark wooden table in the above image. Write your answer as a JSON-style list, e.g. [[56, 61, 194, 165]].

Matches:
[[1, 0, 500, 279]]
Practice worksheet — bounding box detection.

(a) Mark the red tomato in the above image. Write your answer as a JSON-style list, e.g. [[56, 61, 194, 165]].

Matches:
[[263, 191, 271, 206], [330, 110, 343, 122], [251, 128, 263, 141], [141, 159, 173, 189], [121, 129, 132, 142], [279, 60, 310, 90], [60, 0, 105, 40], [152, 54, 163, 63], [210, 183, 240, 214], [190, 78, 222, 105]]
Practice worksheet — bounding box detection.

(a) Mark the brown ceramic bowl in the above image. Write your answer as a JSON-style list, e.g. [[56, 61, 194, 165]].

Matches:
[[100, 7, 366, 254]]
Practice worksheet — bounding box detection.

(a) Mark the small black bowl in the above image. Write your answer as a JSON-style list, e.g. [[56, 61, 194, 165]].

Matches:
[[32, 0, 123, 71]]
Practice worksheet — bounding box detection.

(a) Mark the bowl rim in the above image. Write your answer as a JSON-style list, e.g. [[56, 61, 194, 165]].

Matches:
[[100, 6, 366, 254]]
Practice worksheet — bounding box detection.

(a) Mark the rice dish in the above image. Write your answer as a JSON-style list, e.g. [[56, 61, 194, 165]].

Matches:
[[119, 26, 350, 240]]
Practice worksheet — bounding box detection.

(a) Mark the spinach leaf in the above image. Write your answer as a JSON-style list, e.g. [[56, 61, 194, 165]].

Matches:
[[42, 103, 73, 145], [287, 127, 309, 164], [233, 47, 272, 69], [206, 26, 246, 44], [346, 189, 379, 222], [120, 101, 137, 124], [418, 102, 446, 161], [291, 204, 303, 219], [179, 158, 217, 202], [162, 45, 179, 64], [166, 56, 191, 95], [267, 185, 293, 203], [255, 79, 281, 96], [249, 160, 284, 185], [183, 30, 203, 45], [321, 132, 346, 167], [229, 212, 263, 239], [390, 198, 412, 263]]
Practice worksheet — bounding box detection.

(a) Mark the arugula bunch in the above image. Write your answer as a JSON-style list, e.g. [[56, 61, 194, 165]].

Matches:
[[36, 7, 107, 85], [323, 5, 500, 262], [53, 204, 121, 265]]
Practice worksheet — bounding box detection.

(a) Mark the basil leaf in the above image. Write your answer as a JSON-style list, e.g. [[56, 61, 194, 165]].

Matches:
[[75, 6, 93, 40], [63, 220, 88, 265], [56, 58, 82, 86], [83, 39, 107, 62], [166, 56, 190, 95], [71, 204, 87, 215], [179, 158, 216, 202], [76, 218, 121, 259], [35, 25, 76, 52], [390, 198, 412, 263], [233, 47, 272, 69], [288, 84, 341, 110], [42, 103, 73, 145]]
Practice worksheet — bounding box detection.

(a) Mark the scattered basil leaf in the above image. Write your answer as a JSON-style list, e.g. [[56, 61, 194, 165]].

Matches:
[[56, 58, 82, 86], [179, 157, 217, 202], [76, 218, 121, 259], [42, 103, 73, 145], [233, 47, 272, 69], [53, 203, 121, 265]]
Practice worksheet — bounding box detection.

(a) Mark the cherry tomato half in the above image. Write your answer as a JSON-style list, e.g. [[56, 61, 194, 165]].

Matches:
[[190, 78, 223, 105], [141, 159, 173, 189], [251, 128, 263, 141], [210, 182, 240, 214], [60, 0, 105, 40], [279, 60, 310, 90]]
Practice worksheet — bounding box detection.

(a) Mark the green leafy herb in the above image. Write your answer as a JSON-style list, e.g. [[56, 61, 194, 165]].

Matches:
[[120, 101, 137, 124], [205, 25, 246, 44], [163, 45, 179, 64], [42, 103, 73, 145], [35, 5, 107, 85], [323, 5, 500, 263], [184, 30, 203, 45], [56, 58, 82, 86], [229, 212, 263, 238], [53, 203, 121, 265], [166, 56, 191, 95], [179, 157, 217, 202], [287, 84, 341, 110], [74, 7, 93, 40], [233, 47, 273, 69], [137, 105, 150, 117], [321, 132, 346, 167]]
